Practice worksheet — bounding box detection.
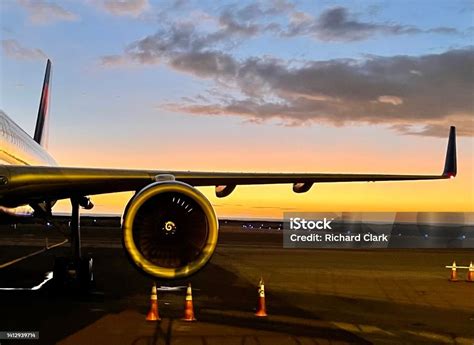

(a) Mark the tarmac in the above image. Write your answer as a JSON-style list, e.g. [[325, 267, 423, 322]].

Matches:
[[0, 223, 473, 344]]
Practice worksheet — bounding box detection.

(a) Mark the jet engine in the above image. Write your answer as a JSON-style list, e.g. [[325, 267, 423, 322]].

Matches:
[[122, 181, 218, 279]]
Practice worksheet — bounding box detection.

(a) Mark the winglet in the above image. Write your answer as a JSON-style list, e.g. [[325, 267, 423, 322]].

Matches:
[[442, 126, 456, 178], [34, 59, 51, 147]]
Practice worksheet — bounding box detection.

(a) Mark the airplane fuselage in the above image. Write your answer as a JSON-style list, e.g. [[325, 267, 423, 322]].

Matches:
[[0, 110, 57, 217], [0, 110, 56, 167]]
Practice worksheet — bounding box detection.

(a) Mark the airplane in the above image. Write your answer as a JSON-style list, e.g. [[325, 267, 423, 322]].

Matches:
[[0, 60, 457, 289]]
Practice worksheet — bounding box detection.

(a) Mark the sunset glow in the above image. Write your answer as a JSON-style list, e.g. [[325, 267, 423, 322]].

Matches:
[[1, 1, 472, 218]]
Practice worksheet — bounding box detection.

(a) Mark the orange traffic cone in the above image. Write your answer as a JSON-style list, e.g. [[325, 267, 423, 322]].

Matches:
[[182, 283, 196, 321], [255, 277, 267, 317], [449, 261, 459, 282], [466, 262, 474, 283], [146, 283, 161, 321]]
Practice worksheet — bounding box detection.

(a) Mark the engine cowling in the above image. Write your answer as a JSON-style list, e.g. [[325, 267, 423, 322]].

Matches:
[[122, 181, 218, 279]]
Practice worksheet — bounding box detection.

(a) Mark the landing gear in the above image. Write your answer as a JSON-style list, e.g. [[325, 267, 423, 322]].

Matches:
[[77, 256, 94, 290], [52, 256, 94, 292], [70, 198, 81, 261], [51, 197, 94, 292]]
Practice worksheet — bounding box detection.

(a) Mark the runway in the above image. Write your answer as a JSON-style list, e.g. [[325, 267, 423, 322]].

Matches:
[[0, 223, 473, 344]]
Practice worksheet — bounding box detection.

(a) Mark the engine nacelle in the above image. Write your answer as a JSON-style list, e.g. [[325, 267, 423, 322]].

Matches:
[[122, 181, 218, 279]]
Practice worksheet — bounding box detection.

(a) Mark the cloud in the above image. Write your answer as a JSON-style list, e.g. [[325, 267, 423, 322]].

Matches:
[[161, 48, 474, 137], [92, 0, 149, 17], [218, 11, 260, 37], [426, 27, 459, 35], [283, 6, 458, 41], [101, 4, 459, 65], [170, 51, 238, 78], [100, 54, 129, 67], [376, 95, 403, 106], [1, 39, 47, 60], [100, 16, 264, 68], [17, 0, 79, 25], [391, 115, 474, 137], [100, 4, 472, 137], [118, 1, 289, 54], [231, 0, 294, 21]]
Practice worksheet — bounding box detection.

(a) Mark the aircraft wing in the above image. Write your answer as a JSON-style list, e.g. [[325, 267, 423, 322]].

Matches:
[[0, 126, 456, 207]]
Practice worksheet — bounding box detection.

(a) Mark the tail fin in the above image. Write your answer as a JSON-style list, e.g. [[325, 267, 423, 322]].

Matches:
[[442, 126, 457, 178], [34, 59, 51, 147]]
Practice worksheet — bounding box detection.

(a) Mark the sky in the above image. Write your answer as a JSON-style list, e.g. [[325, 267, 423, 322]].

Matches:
[[0, 0, 473, 218]]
